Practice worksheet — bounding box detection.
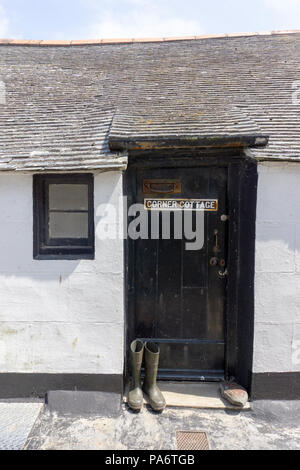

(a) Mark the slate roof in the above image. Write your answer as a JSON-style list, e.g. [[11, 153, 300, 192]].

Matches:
[[0, 31, 299, 171]]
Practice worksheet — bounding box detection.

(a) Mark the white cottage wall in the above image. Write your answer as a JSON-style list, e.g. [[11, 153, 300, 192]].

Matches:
[[0, 171, 124, 375], [254, 162, 300, 374]]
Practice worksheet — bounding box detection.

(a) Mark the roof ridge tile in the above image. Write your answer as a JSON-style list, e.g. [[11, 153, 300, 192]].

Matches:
[[0, 29, 299, 46]]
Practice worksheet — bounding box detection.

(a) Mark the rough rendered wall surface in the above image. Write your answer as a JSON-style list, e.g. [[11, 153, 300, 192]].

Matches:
[[254, 162, 300, 373], [0, 171, 124, 375]]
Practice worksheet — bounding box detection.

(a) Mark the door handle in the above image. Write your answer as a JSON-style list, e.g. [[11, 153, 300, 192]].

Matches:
[[213, 230, 219, 254]]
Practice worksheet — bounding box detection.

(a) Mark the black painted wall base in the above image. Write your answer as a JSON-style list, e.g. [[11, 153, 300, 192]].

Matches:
[[1, 372, 299, 401], [251, 372, 300, 400], [0, 373, 123, 399]]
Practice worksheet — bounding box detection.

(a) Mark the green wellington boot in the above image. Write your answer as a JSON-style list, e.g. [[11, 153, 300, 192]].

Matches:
[[128, 340, 145, 411], [143, 342, 166, 412]]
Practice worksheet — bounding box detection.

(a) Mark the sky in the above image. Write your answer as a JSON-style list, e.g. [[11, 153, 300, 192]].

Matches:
[[0, 0, 299, 40]]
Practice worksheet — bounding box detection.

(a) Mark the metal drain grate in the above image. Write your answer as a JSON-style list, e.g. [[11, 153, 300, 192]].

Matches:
[[176, 431, 210, 450]]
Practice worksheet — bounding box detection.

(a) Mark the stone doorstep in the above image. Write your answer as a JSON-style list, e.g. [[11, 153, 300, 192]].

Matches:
[[124, 382, 251, 410], [46, 391, 122, 416]]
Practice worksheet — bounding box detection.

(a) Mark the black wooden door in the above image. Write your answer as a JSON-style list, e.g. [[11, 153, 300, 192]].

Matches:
[[129, 166, 228, 380]]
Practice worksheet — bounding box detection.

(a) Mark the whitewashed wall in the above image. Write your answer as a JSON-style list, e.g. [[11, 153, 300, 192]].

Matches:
[[254, 162, 300, 373], [0, 171, 124, 374]]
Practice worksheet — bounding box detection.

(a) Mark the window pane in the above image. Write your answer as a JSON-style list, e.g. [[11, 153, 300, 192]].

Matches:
[[49, 212, 89, 238], [49, 184, 89, 211]]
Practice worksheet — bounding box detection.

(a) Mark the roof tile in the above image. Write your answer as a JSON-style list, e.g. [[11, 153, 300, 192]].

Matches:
[[0, 31, 299, 170]]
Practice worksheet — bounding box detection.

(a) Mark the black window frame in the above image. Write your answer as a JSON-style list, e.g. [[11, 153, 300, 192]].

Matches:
[[33, 174, 95, 260]]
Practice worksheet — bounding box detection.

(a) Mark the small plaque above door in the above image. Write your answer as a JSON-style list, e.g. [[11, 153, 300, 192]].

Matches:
[[143, 179, 182, 195]]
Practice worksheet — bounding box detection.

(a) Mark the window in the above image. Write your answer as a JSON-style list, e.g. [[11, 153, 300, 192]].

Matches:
[[33, 174, 94, 259]]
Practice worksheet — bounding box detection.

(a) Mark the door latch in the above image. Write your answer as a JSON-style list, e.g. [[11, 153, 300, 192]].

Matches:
[[218, 268, 228, 278]]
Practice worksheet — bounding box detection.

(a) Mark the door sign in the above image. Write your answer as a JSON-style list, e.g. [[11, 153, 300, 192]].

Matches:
[[144, 199, 218, 211]]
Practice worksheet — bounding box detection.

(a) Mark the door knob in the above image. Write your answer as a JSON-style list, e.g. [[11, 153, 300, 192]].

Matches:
[[210, 257, 218, 266]]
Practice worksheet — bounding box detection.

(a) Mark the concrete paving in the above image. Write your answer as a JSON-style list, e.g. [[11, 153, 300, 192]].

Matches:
[[24, 400, 300, 450], [0, 401, 43, 450]]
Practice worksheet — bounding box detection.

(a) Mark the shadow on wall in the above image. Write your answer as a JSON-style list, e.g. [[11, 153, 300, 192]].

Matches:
[[0, 170, 122, 280], [0, 170, 125, 376], [0, 171, 124, 321]]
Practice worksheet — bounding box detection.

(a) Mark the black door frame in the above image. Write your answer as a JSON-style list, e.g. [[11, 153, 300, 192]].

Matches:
[[124, 151, 257, 393]]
